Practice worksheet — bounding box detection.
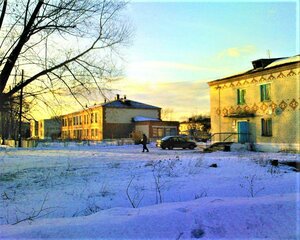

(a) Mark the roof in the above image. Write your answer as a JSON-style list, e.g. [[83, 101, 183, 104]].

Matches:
[[133, 116, 160, 122], [208, 54, 300, 86], [265, 55, 300, 68], [102, 99, 160, 109]]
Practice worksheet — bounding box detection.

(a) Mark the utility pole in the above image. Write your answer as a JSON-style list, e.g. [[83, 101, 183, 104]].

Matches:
[[18, 70, 24, 147]]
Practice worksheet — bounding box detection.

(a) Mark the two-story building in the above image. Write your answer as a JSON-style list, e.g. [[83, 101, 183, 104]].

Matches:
[[208, 55, 300, 152], [61, 95, 179, 141]]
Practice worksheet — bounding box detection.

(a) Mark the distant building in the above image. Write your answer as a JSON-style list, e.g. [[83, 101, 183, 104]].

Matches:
[[30, 120, 38, 138], [134, 116, 179, 139], [208, 55, 300, 152], [61, 95, 179, 141], [179, 117, 211, 138], [37, 118, 61, 140]]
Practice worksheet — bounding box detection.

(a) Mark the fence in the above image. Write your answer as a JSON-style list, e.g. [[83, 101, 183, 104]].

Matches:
[[2, 138, 135, 148]]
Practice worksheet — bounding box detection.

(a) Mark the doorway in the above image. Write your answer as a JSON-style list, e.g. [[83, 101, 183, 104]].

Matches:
[[237, 121, 249, 143]]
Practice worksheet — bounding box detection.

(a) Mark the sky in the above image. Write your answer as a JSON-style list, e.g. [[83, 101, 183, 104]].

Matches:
[[28, 0, 299, 121], [107, 0, 299, 121]]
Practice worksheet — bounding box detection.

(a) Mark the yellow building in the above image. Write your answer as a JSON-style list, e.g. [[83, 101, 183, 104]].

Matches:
[[179, 117, 210, 139], [208, 55, 300, 152], [61, 95, 162, 140]]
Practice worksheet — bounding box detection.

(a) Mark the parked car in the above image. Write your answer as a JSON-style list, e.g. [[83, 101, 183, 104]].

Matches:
[[156, 136, 197, 150]]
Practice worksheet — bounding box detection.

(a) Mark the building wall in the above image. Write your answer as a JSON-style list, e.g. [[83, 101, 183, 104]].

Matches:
[[135, 125, 150, 137], [103, 123, 134, 139], [61, 105, 161, 140], [104, 108, 160, 123], [102, 108, 160, 139], [135, 121, 179, 139], [30, 120, 38, 138], [209, 63, 300, 151]]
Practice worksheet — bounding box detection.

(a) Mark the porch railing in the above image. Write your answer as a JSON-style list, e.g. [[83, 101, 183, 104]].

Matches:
[[210, 132, 250, 143]]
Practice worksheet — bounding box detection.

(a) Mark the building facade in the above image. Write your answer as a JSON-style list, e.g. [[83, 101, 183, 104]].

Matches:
[[30, 120, 39, 138], [135, 120, 179, 139], [208, 55, 300, 152], [179, 117, 211, 140], [37, 118, 61, 140], [61, 95, 162, 141]]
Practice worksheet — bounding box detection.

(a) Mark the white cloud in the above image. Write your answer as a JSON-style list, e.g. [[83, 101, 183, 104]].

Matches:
[[111, 78, 210, 120], [218, 45, 257, 59]]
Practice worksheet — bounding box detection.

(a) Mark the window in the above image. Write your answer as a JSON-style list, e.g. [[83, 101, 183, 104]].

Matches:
[[237, 89, 246, 105], [95, 113, 98, 123], [165, 128, 171, 136], [260, 83, 271, 102], [261, 118, 272, 136], [158, 128, 164, 137], [170, 128, 177, 135], [152, 127, 158, 137]]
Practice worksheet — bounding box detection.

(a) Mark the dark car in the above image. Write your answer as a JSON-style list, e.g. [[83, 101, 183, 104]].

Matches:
[[156, 136, 197, 150]]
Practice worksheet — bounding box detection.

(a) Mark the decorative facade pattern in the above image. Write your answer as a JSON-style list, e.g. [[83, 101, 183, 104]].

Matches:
[[213, 69, 300, 90], [208, 56, 300, 152]]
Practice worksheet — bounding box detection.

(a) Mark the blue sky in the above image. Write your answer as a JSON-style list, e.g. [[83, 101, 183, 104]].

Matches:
[[111, 1, 298, 120]]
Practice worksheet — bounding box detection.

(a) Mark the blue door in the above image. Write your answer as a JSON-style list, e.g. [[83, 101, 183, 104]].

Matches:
[[238, 121, 249, 143]]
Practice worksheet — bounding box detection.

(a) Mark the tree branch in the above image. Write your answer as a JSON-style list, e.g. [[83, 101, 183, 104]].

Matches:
[[0, 0, 7, 30]]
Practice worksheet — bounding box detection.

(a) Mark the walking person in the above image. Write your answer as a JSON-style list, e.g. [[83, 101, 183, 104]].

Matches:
[[142, 134, 149, 152]]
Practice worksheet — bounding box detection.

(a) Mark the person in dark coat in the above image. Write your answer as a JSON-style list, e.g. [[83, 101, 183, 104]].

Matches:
[[141, 134, 149, 152]]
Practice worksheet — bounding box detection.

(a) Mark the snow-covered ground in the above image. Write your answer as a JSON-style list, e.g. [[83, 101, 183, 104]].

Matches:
[[0, 143, 299, 239]]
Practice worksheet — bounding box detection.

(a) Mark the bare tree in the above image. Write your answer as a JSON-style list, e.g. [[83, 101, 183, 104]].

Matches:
[[0, 0, 130, 110], [1, 93, 32, 143], [161, 108, 174, 121]]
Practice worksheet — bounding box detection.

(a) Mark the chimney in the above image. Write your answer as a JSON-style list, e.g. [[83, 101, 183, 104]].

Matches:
[[116, 94, 120, 100], [124, 95, 126, 100]]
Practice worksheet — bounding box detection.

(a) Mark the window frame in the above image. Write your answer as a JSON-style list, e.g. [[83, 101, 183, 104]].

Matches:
[[261, 118, 272, 137], [260, 83, 271, 102], [237, 88, 246, 105]]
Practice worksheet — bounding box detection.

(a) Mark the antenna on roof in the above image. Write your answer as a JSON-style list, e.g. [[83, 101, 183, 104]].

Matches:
[[266, 49, 271, 59]]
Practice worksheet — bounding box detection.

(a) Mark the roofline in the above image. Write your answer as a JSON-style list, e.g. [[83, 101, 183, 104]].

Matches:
[[208, 59, 300, 86], [103, 105, 161, 110], [61, 106, 101, 117], [61, 99, 161, 117], [135, 120, 179, 124], [102, 99, 161, 109], [104, 107, 162, 111]]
